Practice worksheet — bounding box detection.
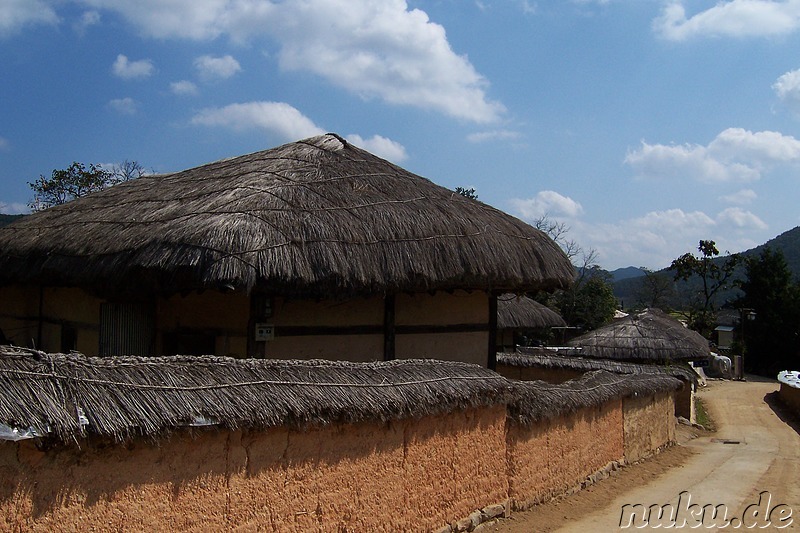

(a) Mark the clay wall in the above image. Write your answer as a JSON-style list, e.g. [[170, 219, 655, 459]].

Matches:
[[622, 391, 676, 463], [495, 363, 583, 384], [0, 406, 508, 533], [506, 399, 624, 510]]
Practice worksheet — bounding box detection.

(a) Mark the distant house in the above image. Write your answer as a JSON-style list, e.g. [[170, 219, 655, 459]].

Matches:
[[495, 294, 566, 351], [0, 134, 573, 367]]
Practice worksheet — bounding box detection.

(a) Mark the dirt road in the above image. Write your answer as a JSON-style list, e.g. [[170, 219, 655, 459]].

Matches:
[[489, 377, 800, 531]]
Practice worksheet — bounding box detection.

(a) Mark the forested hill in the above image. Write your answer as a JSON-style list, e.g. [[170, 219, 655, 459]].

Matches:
[[0, 214, 24, 226], [613, 225, 800, 308]]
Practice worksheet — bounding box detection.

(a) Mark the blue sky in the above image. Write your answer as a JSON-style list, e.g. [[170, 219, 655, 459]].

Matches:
[[2, 0, 800, 270]]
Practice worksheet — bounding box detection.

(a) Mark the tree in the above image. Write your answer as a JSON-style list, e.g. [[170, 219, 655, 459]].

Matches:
[[455, 186, 478, 200], [532, 214, 616, 332], [670, 240, 740, 337], [632, 267, 675, 310], [29, 160, 146, 211], [736, 248, 800, 375]]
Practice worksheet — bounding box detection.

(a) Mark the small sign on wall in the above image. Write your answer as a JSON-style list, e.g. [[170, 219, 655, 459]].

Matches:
[[254, 323, 275, 341]]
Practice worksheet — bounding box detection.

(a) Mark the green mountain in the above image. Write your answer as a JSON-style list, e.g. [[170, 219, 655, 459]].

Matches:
[[614, 226, 800, 309], [0, 214, 25, 226]]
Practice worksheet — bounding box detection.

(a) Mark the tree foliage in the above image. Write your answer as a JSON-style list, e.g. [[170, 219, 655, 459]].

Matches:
[[670, 240, 740, 337], [736, 248, 800, 375], [632, 267, 675, 310], [454, 186, 478, 200], [29, 160, 146, 211]]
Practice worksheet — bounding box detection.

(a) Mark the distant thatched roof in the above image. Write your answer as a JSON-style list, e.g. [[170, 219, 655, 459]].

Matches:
[[497, 294, 566, 329], [509, 370, 682, 426], [0, 134, 573, 298], [567, 308, 709, 363], [498, 348, 697, 383], [0, 346, 513, 443]]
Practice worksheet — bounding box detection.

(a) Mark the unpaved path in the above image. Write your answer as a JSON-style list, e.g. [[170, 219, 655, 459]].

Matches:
[[488, 377, 800, 531]]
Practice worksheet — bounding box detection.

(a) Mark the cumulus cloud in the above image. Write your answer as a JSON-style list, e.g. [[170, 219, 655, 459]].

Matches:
[[73, 10, 100, 34], [719, 188, 757, 204], [654, 0, 800, 41], [345, 134, 408, 163], [194, 54, 241, 80], [466, 130, 522, 143], [509, 191, 584, 220], [774, 68, 800, 116], [69, 1, 503, 122], [112, 54, 154, 80], [625, 128, 800, 182], [0, 201, 29, 214], [717, 207, 768, 229], [191, 101, 326, 140], [0, 0, 58, 36], [190, 101, 408, 162], [108, 97, 137, 114], [170, 80, 198, 96]]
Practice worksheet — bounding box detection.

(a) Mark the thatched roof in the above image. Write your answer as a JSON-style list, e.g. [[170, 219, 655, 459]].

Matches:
[[497, 294, 566, 329], [0, 346, 513, 443], [509, 370, 682, 426], [0, 134, 573, 298], [0, 346, 681, 446], [567, 308, 709, 363], [498, 348, 697, 384]]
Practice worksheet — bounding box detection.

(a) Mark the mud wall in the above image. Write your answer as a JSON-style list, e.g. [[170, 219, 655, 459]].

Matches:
[[495, 363, 583, 384], [622, 391, 676, 463], [506, 399, 624, 510], [0, 406, 508, 533], [0, 394, 676, 532]]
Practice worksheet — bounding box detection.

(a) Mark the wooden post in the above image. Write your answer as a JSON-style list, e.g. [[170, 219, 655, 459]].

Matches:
[[383, 294, 396, 361], [487, 292, 497, 370]]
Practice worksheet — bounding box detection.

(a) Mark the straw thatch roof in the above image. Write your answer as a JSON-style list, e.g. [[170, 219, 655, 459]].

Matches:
[[497, 294, 566, 329], [498, 348, 697, 384], [0, 134, 573, 298], [567, 308, 709, 363], [0, 346, 681, 446], [509, 370, 682, 426], [0, 346, 513, 443]]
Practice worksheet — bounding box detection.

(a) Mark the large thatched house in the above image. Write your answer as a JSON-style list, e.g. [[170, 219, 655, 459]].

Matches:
[[0, 134, 573, 367]]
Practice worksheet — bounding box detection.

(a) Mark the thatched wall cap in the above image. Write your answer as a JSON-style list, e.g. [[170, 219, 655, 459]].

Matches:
[[0, 134, 574, 297], [567, 308, 709, 363]]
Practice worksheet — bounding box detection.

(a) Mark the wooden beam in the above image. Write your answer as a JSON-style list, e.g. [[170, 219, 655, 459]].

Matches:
[[487, 292, 498, 370], [383, 294, 395, 361]]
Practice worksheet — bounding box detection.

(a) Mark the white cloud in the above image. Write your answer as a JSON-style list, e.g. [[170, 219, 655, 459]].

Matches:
[[191, 101, 326, 140], [74, 1, 503, 122], [466, 130, 522, 143], [0, 201, 29, 214], [625, 128, 800, 182], [108, 97, 137, 114], [509, 190, 584, 220], [0, 136, 8, 151], [345, 134, 408, 163], [717, 207, 768, 229], [112, 54, 154, 80], [719, 188, 757, 204], [774, 68, 800, 116], [194, 54, 241, 80], [655, 0, 800, 41], [170, 80, 198, 96], [0, 0, 58, 36], [73, 10, 100, 34]]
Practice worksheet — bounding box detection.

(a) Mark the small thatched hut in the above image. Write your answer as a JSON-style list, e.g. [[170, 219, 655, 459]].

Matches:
[[567, 308, 709, 364], [0, 134, 573, 367], [496, 294, 565, 351]]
